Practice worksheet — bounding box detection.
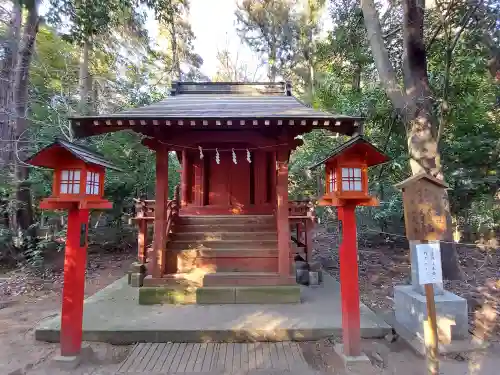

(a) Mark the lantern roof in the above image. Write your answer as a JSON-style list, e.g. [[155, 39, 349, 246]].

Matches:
[[394, 172, 449, 190], [26, 138, 123, 172], [309, 135, 390, 170]]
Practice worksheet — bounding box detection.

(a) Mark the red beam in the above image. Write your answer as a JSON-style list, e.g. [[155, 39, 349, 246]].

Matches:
[[338, 204, 361, 357], [151, 144, 169, 277], [138, 220, 147, 263], [60, 208, 89, 356], [276, 149, 290, 276], [181, 149, 189, 207], [163, 130, 279, 147]]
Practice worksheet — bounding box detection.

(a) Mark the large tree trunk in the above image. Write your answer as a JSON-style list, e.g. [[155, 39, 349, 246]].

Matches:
[[0, 2, 22, 182], [171, 21, 180, 80], [78, 40, 92, 116], [268, 44, 277, 82], [11, 1, 40, 234], [361, 0, 462, 279]]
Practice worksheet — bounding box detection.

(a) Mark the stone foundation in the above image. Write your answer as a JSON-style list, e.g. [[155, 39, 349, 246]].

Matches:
[[128, 262, 146, 287], [138, 284, 301, 305], [394, 285, 468, 342]]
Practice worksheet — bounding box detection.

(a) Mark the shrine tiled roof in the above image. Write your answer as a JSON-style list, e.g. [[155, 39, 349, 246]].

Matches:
[[69, 82, 364, 137]]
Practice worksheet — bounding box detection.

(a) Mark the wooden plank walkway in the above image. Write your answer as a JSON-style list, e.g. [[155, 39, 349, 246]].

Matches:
[[116, 342, 310, 374]]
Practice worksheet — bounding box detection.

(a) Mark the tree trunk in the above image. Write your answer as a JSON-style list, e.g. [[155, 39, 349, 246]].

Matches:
[[11, 0, 40, 233], [78, 40, 92, 116], [361, 0, 462, 279], [352, 63, 361, 92], [171, 21, 180, 80], [0, 2, 22, 180], [268, 45, 277, 82]]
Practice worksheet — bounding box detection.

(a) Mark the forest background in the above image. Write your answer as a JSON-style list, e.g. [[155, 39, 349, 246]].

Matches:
[[0, 0, 498, 278]]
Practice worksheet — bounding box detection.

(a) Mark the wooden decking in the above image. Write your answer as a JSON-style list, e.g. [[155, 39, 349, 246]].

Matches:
[[117, 342, 310, 373]]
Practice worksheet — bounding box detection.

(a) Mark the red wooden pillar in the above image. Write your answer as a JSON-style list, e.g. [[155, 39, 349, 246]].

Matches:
[[138, 220, 147, 263], [276, 150, 290, 276], [60, 208, 89, 357], [305, 220, 313, 263], [338, 204, 361, 357], [152, 145, 169, 277], [181, 148, 188, 207], [270, 151, 277, 205]]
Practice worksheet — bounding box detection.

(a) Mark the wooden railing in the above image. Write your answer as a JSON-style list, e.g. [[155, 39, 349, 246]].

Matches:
[[288, 200, 315, 218], [133, 185, 180, 264], [288, 200, 316, 263], [164, 185, 180, 248], [133, 185, 180, 220]]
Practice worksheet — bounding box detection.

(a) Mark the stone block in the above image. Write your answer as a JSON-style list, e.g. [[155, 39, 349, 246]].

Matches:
[[308, 261, 323, 283], [130, 273, 145, 288], [381, 310, 489, 357], [308, 261, 321, 271], [130, 262, 146, 273], [196, 287, 236, 304], [394, 285, 468, 341], [234, 285, 301, 304], [138, 286, 196, 305], [334, 344, 371, 365], [52, 355, 81, 370]]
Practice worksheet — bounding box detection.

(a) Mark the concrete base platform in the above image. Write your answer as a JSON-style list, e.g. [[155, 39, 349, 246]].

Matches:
[[381, 311, 489, 357], [333, 344, 371, 365], [35, 273, 391, 344], [52, 355, 81, 370], [394, 285, 469, 341]]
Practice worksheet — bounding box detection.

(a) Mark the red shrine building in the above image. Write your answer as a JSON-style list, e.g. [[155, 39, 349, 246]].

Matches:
[[70, 82, 363, 304]]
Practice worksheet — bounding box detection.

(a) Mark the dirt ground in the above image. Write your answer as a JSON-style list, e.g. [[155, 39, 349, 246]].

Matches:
[[313, 229, 500, 342], [0, 228, 499, 375], [0, 250, 135, 375]]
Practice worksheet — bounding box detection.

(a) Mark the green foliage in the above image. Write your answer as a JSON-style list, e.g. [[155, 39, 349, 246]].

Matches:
[[289, 1, 499, 237], [236, 0, 299, 81]]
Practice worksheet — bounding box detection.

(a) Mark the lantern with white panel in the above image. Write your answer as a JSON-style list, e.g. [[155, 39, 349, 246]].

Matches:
[[26, 138, 122, 362], [317, 135, 389, 207], [309, 135, 390, 360], [27, 138, 120, 210]]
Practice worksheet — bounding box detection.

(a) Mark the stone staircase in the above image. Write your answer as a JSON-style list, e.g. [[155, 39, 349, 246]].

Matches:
[[140, 215, 300, 305]]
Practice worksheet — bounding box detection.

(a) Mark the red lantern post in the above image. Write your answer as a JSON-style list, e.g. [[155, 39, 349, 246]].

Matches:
[[312, 135, 390, 357], [26, 139, 122, 359]]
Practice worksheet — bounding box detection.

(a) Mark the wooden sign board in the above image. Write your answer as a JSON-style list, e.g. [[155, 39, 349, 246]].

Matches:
[[416, 242, 443, 285], [395, 173, 449, 241]]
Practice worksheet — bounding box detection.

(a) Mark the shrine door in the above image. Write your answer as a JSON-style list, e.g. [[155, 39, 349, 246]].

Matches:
[[208, 150, 251, 209]]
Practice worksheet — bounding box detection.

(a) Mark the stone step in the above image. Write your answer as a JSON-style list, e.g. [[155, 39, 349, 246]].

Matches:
[[202, 272, 296, 287], [178, 215, 275, 225], [174, 248, 278, 258], [171, 231, 277, 241], [178, 254, 279, 273], [175, 223, 276, 233], [169, 239, 278, 251], [176, 250, 296, 273], [138, 284, 301, 304], [197, 285, 301, 304]]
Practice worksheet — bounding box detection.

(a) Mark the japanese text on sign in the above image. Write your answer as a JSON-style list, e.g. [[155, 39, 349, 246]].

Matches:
[[416, 242, 443, 285]]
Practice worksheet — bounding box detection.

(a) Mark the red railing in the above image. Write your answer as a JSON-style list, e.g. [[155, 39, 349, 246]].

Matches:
[[133, 185, 180, 264], [288, 200, 315, 218], [133, 185, 180, 220]]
